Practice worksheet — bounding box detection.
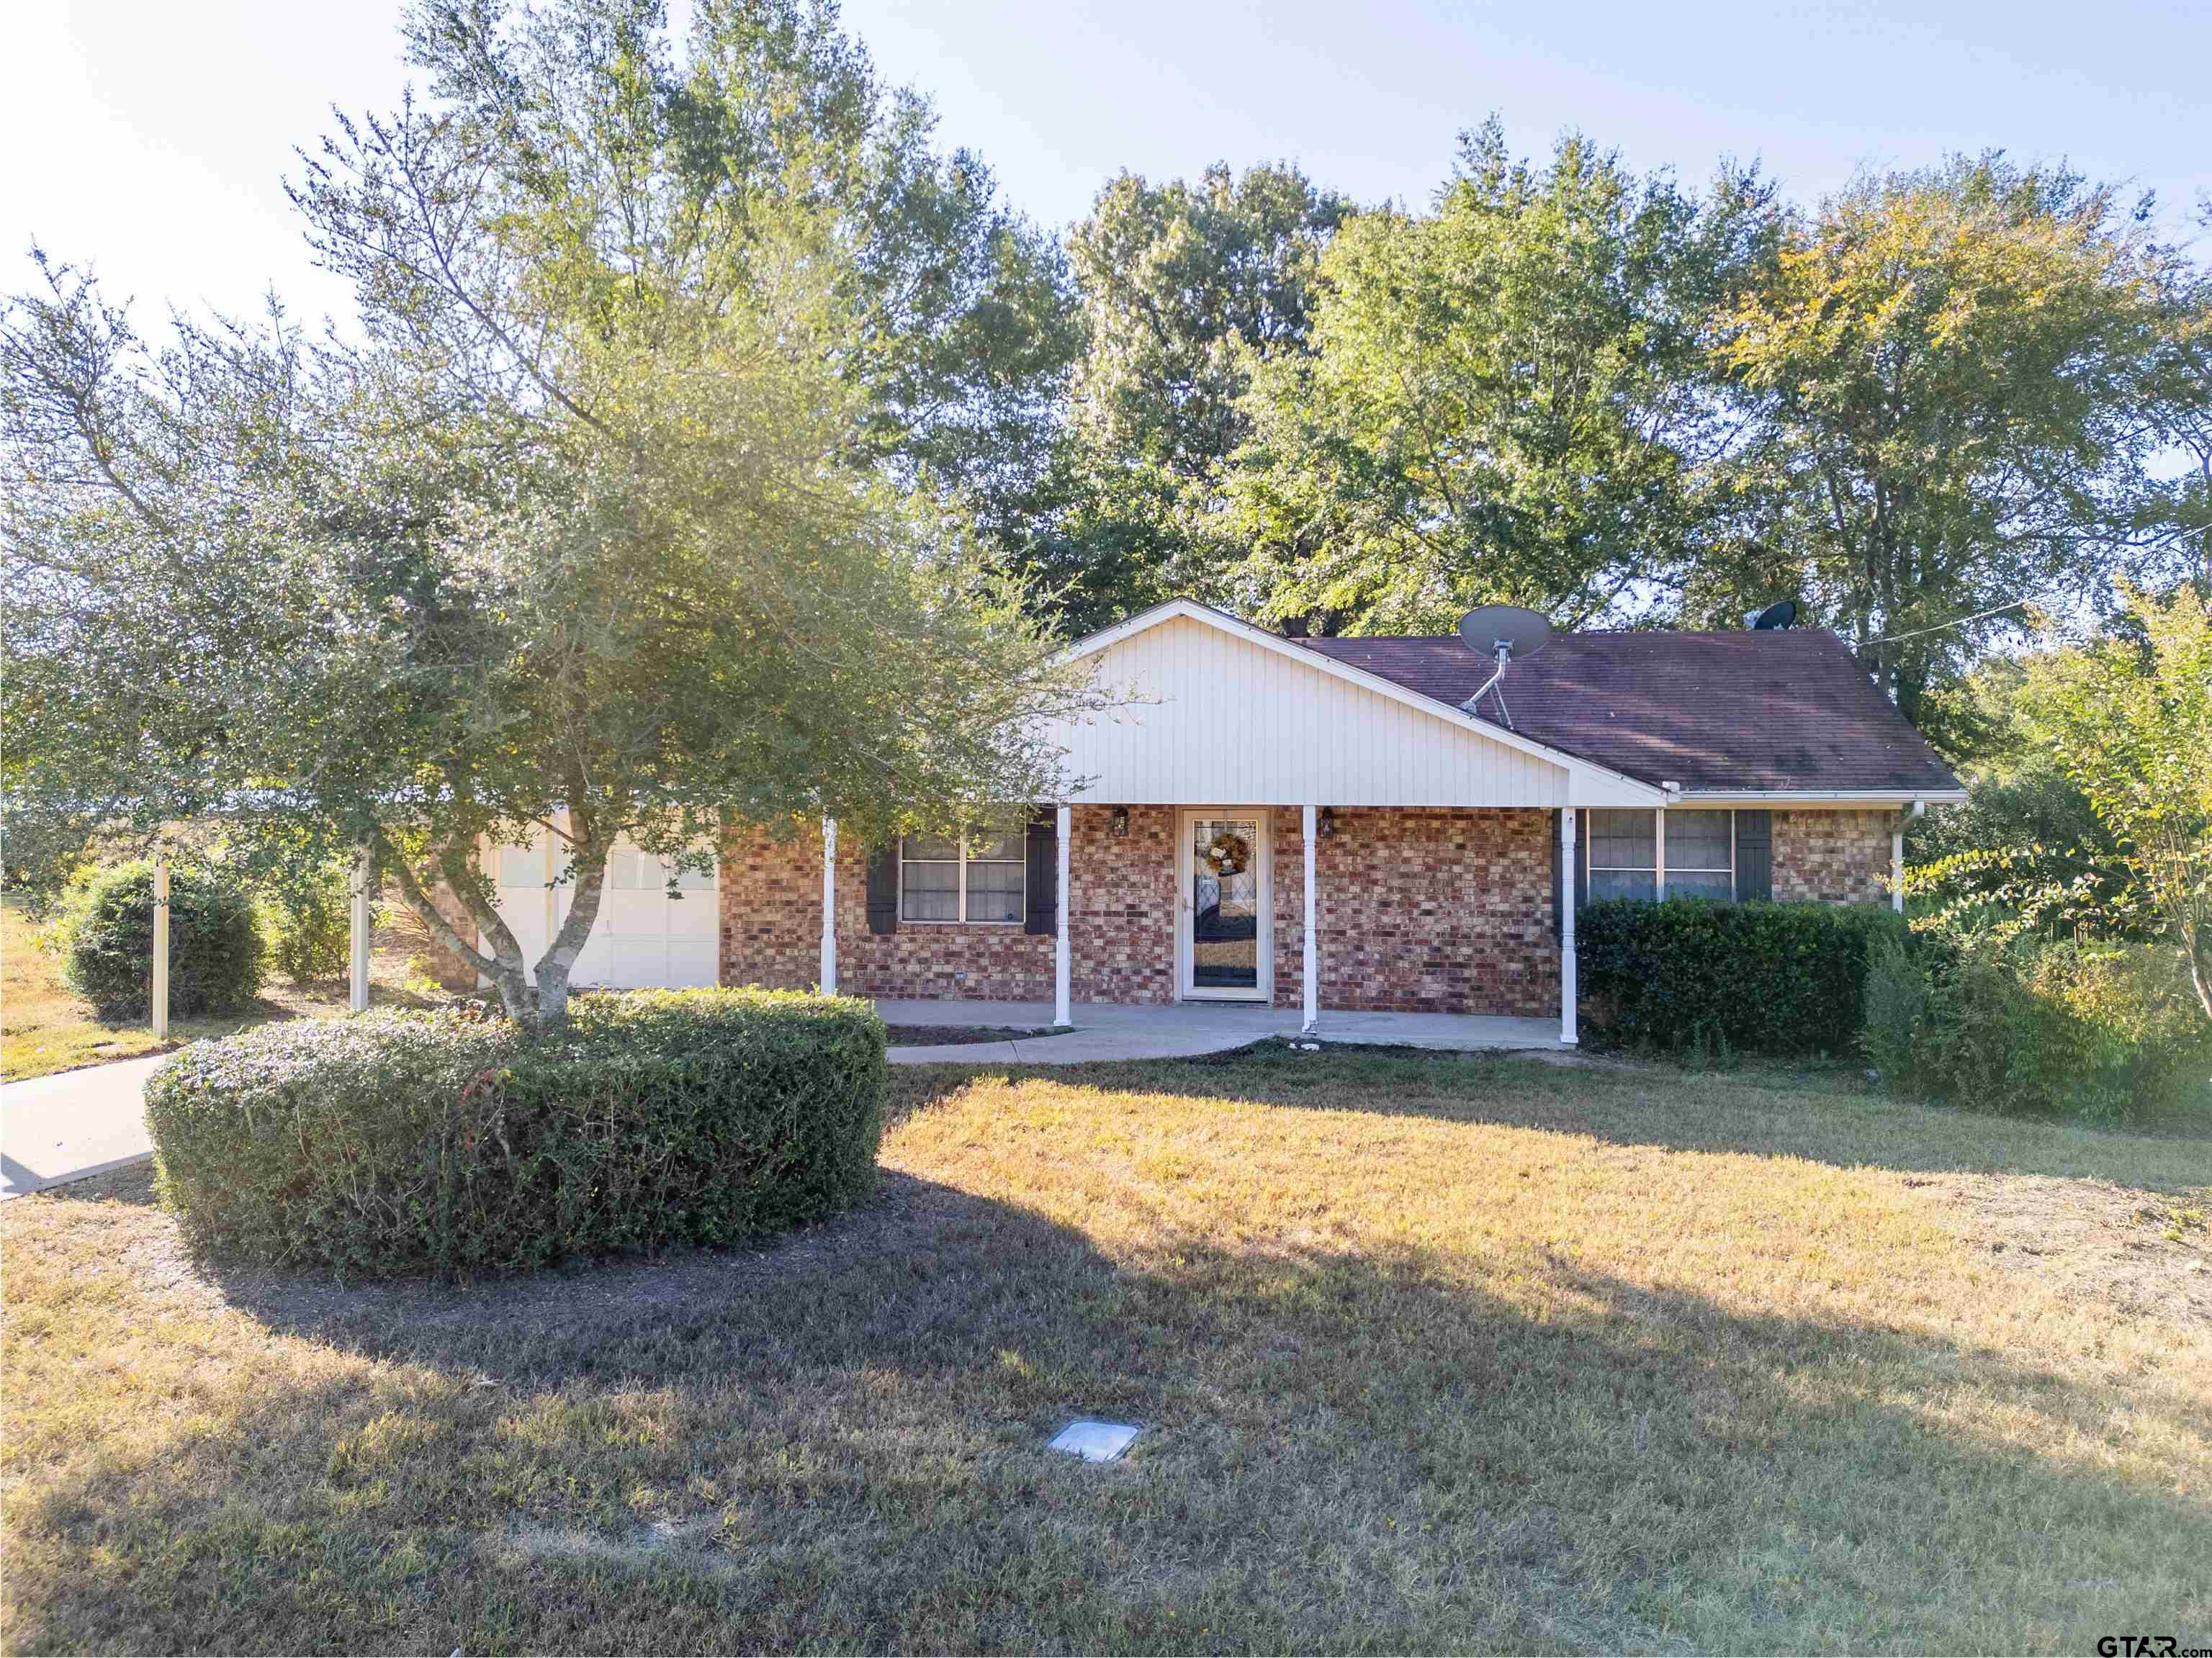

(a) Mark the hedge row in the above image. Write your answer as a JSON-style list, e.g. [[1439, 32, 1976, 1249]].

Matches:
[[145, 989, 887, 1279], [1576, 898, 1909, 1059]]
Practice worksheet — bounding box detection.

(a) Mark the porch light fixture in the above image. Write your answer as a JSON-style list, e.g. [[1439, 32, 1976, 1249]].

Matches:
[[1048, 1420, 1141, 1463], [1317, 806, 1338, 838], [1109, 807, 1129, 838]]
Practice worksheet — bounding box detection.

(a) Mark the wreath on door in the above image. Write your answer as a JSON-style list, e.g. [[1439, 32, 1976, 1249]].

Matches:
[[1202, 829, 1251, 878]]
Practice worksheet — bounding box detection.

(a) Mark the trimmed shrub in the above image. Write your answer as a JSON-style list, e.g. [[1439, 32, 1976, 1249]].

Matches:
[[1866, 929, 2212, 1123], [56, 860, 265, 1020], [145, 989, 886, 1279], [1577, 897, 1907, 1059], [260, 872, 353, 986]]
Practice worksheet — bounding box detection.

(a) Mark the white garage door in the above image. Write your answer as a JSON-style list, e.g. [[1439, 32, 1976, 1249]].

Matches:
[[493, 833, 719, 990]]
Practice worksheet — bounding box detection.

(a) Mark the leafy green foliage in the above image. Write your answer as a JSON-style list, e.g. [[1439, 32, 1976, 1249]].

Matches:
[[55, 860, 264, 1021], [145, 990, 887, 1279], [1714, 156, 2192, 739], [1229, 124, 1775, 635], [1864, 929, 2209, 1124], [4, 0, 1100, 1031], [1576, 897, 1905, 1058], [2023, 585, 2212, 1018], [1043, 162, 1348, 631], [1906, 760, 2146, 938], [259, 869, 354, 987]]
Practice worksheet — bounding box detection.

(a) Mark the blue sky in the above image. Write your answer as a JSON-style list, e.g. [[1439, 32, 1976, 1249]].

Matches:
[[6, 0, 2206, 329]]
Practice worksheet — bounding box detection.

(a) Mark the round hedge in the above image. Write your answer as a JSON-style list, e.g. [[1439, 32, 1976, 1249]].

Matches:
[[60, 860, 266, 1021], [145, 990, 888, 1279]]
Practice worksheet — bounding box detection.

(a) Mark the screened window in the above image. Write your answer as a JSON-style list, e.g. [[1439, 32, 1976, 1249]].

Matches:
[[901, 818, 1025, 923], [1588, 810, 1658, 902], [1664, 811, 1734, 899], [1583, 809, 1736, 902]]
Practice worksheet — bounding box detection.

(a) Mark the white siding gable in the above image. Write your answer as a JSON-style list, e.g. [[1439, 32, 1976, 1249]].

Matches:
[[1046, 612, 1605, 807]]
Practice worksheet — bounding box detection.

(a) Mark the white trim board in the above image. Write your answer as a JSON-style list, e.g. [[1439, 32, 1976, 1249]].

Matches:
[[1675, 790, 1966, 808]]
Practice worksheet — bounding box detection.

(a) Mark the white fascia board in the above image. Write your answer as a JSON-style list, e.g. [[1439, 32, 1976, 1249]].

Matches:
[[1675, 789, 1968, 808], [1058, 599, 1667, 806]]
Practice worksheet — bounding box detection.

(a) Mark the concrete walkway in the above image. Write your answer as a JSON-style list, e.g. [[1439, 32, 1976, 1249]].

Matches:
[[1, 1054, 169, 1200], [879, 999, 1562, 1065]]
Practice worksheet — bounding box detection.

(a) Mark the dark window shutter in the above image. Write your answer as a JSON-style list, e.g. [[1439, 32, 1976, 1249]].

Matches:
[[1735, 810, 1771, 901], [1025, 810, 1057, 935], [866, 841, 899, 934], [1573, 809, 1590, 913], [1550, 808, 1563, 941]]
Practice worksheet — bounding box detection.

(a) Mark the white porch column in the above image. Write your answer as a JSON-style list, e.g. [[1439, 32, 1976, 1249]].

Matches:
[[819, 816, 838, 996], [1654, 805, 1667, 901], [1892, 817, 1906, 914], [348, 845, 373, 1014], [150, 849, 171, 1041], [1054, 804, 1071, 1027], [1560, 808, 1578, 1047], [1301, 803, 1318, 1034]]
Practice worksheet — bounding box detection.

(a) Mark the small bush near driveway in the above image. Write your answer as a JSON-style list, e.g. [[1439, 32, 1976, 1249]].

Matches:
[[55, 859, 265, 1020], [1576, 896, 1906, 1058], [145, 989, 886, 1278]]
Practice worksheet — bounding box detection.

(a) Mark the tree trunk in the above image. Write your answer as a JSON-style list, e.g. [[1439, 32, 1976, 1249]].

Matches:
[[531, 837, 610, 1031], [434, 840, 539, 1025], [375, 831, 539, 1025]]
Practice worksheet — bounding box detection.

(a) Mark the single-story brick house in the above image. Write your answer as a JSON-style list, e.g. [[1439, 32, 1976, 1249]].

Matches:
[[474, 600, 1961, 1045]]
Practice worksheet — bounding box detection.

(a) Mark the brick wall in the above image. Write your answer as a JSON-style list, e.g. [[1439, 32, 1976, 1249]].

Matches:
[[1070, 805, 1177, 1005], [719, 805, 1555, 1017], [718, 822, 829, 991], [423, 880, 483, 990], [1272, 807, 1557, 1018], [719, 809, 1179, 1004], [1772, 809, 1896, 906], [379, 876, 482, 991]]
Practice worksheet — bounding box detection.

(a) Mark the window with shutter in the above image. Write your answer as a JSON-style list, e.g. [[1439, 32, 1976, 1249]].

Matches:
[[899, 814, 1028, 923]]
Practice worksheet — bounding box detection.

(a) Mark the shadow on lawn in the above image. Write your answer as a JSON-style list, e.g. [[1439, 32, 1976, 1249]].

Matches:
[[13, 1164, 2211, 1653], [889, 1045, 2212, 1191]]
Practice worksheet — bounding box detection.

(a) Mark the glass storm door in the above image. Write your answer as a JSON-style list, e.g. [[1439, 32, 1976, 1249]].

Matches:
[[1180, 811, 1269, 1001]]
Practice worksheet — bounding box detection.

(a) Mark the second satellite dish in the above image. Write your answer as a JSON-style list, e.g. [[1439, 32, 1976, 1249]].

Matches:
[[1457, 604, 1553, 664]]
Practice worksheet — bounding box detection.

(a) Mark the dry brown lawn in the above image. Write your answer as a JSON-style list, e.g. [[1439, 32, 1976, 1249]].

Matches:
[[1, 894, 451, 1081], [4, 1046, 2210, 1653]]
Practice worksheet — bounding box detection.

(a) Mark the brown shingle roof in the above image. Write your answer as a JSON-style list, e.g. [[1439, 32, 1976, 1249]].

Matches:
[[1290, 628, 1961, 794]]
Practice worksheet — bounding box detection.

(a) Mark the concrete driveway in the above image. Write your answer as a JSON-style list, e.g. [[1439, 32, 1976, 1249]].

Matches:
[[0, 1054, 168, 1200]]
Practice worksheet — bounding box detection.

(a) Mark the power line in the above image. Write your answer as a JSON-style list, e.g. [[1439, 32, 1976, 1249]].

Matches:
[[1859, 598, 2033, 647]]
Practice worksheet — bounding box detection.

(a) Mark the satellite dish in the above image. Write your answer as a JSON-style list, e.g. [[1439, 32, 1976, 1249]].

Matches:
[[1457, 605, 1553, 663], [1746, 600, 1799, 631], [1456, 605, 1552, 731]]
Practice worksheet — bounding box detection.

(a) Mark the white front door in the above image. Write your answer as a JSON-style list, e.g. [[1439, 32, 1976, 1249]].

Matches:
[[1177, 810, 1272, 1002]]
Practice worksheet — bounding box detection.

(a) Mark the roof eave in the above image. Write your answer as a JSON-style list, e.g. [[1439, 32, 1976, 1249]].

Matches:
[[1673, 788, 1967, 807]]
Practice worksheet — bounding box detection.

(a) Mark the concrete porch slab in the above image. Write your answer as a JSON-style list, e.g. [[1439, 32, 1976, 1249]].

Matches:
[[873, 999, 1563, 1065]]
